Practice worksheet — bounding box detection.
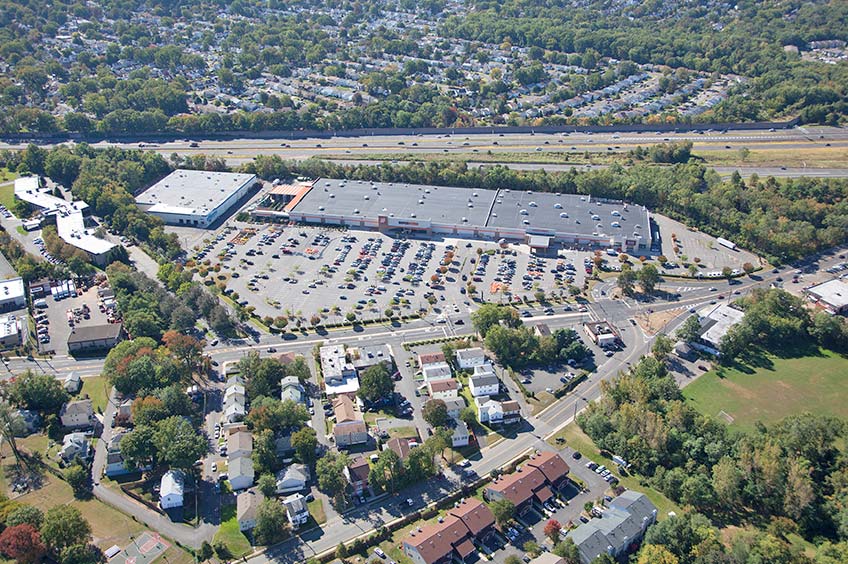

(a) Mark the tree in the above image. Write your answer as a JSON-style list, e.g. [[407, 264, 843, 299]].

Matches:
[[291, 426, 318, 465], [485, 325, 538, 369], [637, 264, 661, 295], [470, 303, 519, 337], [0, 524, 46, 564], [711, 456, 743, 508], [65, 463, 90, 498], [652, 333, 674, 362], [357, 363, 394, 404], [544, 519, 562, 544], [0, 401, 27, 468], [743, 262, 755, 275], [258, 473, 277, 498], [153, 416, 207, 470], [642, 512, 716, 562], [247, 398, 309, 433], [504, 556, 522, 564], [316, 452, 349, 506], [617, 268, 636, 296], [637, 545, 679, 564], [40, 505, 91, 553], [6, 505, 43, 529], [490, 499, 515, 527], [7, 371, 68, 414], [553, 538, 581, 562], [591, 554, 615, 564], [118, 425, 157, 471], [675, 315, 702, 343], [370, 448, 401, 494], [198, 541, 214, 562], [422, 399, 449, 429], [254, 499, 289, 545], [60, 544, 102, 564], [162, 331, 204, 373], [335, 542, 348, 560]]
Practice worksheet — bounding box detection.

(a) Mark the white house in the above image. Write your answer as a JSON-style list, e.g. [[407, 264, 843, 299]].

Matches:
[[451, 420, 470, 448], [63, 372, 81, 394], [237, 490, 262, 531], [475, 396, 521, 425], [280, 376, 306, 404], [59, 399, 93, 429], [59, 432, 89, 462], [222, 401, 246, 424], [428, 378, 459, 400], [228, 456, 255, 491], [469, 365, 499, 397], [456, 348, 486, 370], [283, 493, 309, 529], [160, 470, 185, 509], [276, 464, 309, 494], [422, 362, 453, 382], [224, 384, 246, 405]]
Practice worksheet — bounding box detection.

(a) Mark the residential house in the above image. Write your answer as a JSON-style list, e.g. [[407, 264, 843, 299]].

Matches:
[[428, 378, 459, 400], [283, 493, 309, 529], [468, 366, 499, 397], [237, 490, 263, 531], [59, 432, 89, 462], [332, 395, 368, 447], [475, 396, 521, 425], [534, 324, 552, 338], [484, 466, 553, 515], [12, 409, 40, 436], [275, 433, 294, 460], [104, 431, 149, 477], [386, 437, 416, 461], [568, 491, 657, 564], [443, 397, 467, 421], [450, 420, 470, 448], [223, 402, 246, 424], [276, 463, 309, 494], [402, 498, 495, 564], [116, 398, 133, 422], [227, 431, 253, 461], [224, 383, 246, 406], [345, 456, 370, 496], [529, 555, 566, 564], [455, 348, 486, 370], [418, 352, 445, 367], [229, 456, 255, 491], [525, 451, 570, 490], [63, 372, 81, 394], [280, 376, 306, 404], [59, 399, 93, 429], [422, 362, 453, 382], [160, 470, 185, 509]]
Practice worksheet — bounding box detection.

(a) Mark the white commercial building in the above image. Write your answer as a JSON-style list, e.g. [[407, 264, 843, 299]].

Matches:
[[695, 303, 746, 354], [0, 314, 22, 349], [135, 170, 258, 228], [805, 278, 848, 315], [14, 177, 118, 266], [0, 278, 26, 312]]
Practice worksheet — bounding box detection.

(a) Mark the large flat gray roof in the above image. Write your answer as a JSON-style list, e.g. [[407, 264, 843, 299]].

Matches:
[[136, 170, 256, 217], [291, 179, 650, 244], [294, 179, 496, 226], [486, 190, 650, 240]]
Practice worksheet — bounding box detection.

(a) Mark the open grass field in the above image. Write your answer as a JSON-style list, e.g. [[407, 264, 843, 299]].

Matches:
[[213, 503, 252, 559], [547, 423, 680, 519], [307, 497, 326, 525], [682, 348, 848, 432], [0, 181, 16, 211], [78, 375, 110, 414], [699, 145, 848, 169]]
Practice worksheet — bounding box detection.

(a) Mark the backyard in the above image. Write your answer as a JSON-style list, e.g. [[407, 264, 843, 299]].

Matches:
[[682, 348, 848, 432], [212, 504, 252, 559]]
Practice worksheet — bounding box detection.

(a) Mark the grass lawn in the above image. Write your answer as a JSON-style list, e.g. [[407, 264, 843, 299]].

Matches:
[[78, 375, 110, 414], [307, 497, 326, 525], [386, 426, 417, 439], [0, 184, 15, 211], [682, 348, 848, 432], [547, 422, 680, 519], [213, 503, 253, 559]]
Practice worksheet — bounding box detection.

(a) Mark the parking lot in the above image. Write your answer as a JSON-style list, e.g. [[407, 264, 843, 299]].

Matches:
[[654, 215, 759, 274], [189, 222, 594, 327], [34, 282, 112, 355]]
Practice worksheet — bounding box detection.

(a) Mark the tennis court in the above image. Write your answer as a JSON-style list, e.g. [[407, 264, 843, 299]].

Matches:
[[108, 532, 169, 564]]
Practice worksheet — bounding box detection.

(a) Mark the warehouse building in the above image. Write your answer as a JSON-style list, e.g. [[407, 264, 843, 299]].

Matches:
[[805, 278, 848, 315], [264, 179, 651, 253], [136, 170, 258, 228], [14, 177, 119, 266], [0, 278, 26, 312], [67, 323, 123, 354]]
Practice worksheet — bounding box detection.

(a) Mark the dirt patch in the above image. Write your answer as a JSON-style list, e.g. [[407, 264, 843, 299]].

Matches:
[[635, 307, 683, 336]]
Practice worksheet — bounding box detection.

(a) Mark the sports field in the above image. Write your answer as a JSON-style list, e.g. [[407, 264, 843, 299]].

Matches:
[[683, 348, 848, 431]]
